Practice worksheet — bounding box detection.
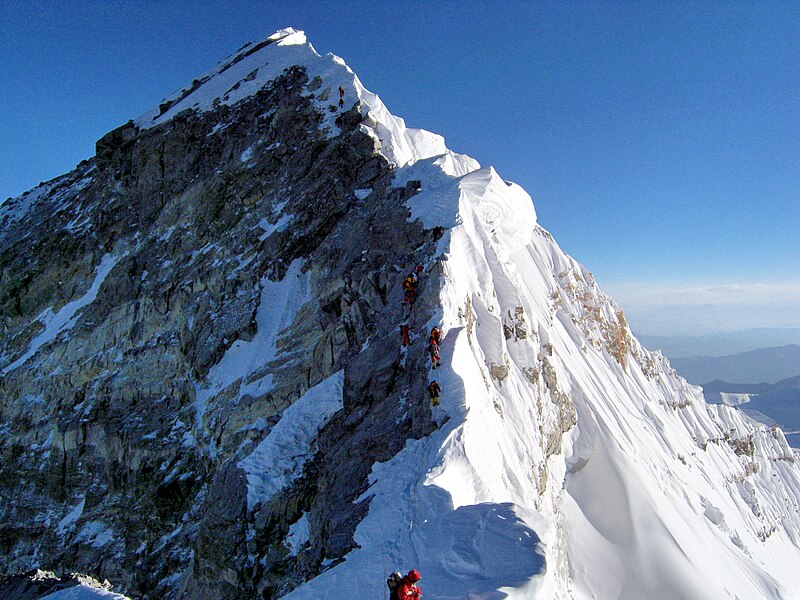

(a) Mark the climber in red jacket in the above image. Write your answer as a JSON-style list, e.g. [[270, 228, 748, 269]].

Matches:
[[396, 569, 422, 599], [400, 324, 412, 347], [428, 337, 441, 369]]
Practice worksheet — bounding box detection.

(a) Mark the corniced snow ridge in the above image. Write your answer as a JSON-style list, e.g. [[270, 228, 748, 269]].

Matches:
[[135, 27, 474, 172]]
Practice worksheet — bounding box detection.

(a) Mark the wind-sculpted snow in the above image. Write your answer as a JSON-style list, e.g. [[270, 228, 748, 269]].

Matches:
[[285, 344, 552, 598], [459, 167, 537, 253]]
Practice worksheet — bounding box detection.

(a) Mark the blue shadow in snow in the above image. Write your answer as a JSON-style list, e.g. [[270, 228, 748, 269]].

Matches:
[[409, 327, 546, 598], [415, 501, 546, 599]]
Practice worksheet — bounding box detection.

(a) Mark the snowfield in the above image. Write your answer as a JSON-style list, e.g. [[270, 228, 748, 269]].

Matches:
[[40, 584, 130, 600]]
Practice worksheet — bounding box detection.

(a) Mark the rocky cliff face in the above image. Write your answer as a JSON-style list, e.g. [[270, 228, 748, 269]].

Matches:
[[0, 30, 445, 598]]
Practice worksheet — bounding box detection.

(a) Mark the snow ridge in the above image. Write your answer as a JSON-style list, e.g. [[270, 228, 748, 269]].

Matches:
[[22, 26, 795, 599], [136, 28, 476, 174]]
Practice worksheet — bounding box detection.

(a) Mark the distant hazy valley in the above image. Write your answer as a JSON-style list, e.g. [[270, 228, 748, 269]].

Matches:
[[638, 328, 800, 360], [669, 344, 800, 385], [665, 345, 800, 447]]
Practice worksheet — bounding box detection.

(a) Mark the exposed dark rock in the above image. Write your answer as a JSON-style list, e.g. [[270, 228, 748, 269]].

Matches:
[[0, 63, 442, 598]]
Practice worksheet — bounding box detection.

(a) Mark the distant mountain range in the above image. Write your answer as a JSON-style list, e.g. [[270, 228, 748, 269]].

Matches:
[[638, 328, 800, 358], [669, 344, 800, 385], [672, 345, 800, 448], [700, 375, 800, 447]]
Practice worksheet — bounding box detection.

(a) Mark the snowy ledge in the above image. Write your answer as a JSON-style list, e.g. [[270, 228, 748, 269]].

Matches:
[[238, 370, 344, 511]]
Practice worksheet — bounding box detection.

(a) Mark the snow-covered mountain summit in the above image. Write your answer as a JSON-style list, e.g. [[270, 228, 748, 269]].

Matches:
[[2, 28, 800, 600], [136, 26, 461, 171]]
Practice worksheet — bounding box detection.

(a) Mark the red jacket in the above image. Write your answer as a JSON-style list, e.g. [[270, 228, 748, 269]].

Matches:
[[396, 578, 422, 599]]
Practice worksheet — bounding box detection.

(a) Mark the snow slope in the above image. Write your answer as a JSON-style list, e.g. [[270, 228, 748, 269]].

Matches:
[[136, 28, 456, 171], [40, 584, 130, 600], [289, 142, 800, 597], [238, 370, 344, 511], [136, 28, 800, 598]]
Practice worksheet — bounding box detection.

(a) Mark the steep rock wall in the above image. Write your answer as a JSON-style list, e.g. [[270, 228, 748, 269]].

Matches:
[[0, 62, 442, 598]]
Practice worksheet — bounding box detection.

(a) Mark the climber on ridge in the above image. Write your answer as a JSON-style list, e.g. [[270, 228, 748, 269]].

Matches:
[[338, 85, 345, 108], [403, 265, 424, 308], [430, 326, 441, 345], [387, 571, 402, 600], [396, 569, 423, 599], [428, 380, 441, 406], [402, 273, 418, 309], [400, 324, 412, 347], [428, 336, 441, 369]]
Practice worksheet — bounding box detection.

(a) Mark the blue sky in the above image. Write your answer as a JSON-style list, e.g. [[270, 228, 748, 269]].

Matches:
[[1, 1, 798, 349]]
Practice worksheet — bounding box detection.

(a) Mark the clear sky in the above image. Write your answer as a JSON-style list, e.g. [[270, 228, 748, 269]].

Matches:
[[1, 1, 798, 349]]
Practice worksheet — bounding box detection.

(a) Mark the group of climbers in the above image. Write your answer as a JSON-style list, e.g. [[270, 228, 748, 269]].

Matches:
[[399, 325, 443, 403], [388, 569, 422, 599], [398, 267, 445, 409], [399, 323, 442, 369], [384, 269, 438, 595]]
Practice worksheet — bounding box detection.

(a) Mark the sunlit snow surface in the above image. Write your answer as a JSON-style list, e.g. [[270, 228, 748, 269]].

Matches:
[[288, 143, 800, 594], [61, 26, 800, 599], [188, 30, 800, 600], [40, 585, 130, 600], [135, 28, 454, 170]]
